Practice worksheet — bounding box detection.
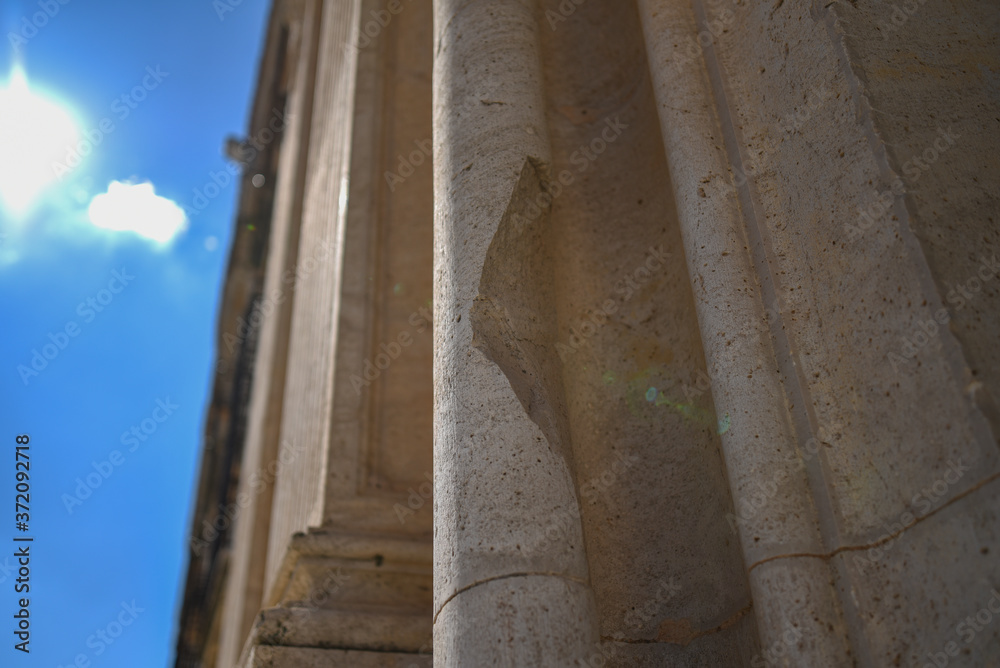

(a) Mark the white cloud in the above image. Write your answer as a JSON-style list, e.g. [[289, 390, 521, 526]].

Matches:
[[87, 181, 188, 245]]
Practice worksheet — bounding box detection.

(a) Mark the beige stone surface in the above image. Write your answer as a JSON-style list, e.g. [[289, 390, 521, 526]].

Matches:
[[828, 0, 1000, 422], [175, 0, 1000, 666], [265, 0, 363, 590], [538, 2, 757, 661], [432, 0, 602, 662], [637, 0, 1000, 665], [434, 575, 597, 666], [216, 1, 325, 665], [250, 646, 431, 667]]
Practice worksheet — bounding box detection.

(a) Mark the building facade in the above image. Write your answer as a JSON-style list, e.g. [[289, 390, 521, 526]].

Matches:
[[176, 0, 1000, 666]]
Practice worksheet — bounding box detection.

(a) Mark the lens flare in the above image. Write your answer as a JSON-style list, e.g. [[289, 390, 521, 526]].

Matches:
[[0, 66, 80, 217]]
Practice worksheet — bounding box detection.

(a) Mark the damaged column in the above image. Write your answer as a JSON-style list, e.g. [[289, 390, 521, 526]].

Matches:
[[432, 0, 599, 665]]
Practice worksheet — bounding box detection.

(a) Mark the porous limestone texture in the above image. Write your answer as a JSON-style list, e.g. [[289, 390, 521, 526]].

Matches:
[[176, 0, 1000, 666], [432, 0, 999, 665], [433, 0, 600, 664]]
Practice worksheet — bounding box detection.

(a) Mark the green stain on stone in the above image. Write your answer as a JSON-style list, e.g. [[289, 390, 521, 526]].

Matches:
[[717, 412, 731, 434]]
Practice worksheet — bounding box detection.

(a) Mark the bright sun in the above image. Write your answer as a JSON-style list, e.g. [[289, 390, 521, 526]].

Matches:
[[0, 66, 79, 217]]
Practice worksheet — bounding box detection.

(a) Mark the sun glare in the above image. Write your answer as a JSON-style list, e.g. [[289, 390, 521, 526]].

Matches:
[[0, 66, 80, 218]]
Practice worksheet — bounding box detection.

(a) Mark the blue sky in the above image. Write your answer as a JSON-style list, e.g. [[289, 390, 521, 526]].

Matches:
[[0, 0, 271, 665]]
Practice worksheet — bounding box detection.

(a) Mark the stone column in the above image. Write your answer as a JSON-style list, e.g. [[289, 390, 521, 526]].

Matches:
[[432, 0, 600, 665], [638, 0, 1000, 665]]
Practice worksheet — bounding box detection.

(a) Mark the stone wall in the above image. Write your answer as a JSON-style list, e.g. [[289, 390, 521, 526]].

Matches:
[[176, 0, 1000, 666]]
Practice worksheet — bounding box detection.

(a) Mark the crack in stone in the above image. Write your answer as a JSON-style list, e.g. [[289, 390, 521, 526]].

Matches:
[[748, 470, 1000, 573], [433, 571, 590, 626]]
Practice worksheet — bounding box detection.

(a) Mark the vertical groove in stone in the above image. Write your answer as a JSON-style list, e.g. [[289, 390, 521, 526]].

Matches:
[[700, 0, 1000, 664], [322, 0, 384, 507], [356, 0, 436, 500], [533, 0, 760, 662], [639, 0, 1000, 664], [320, 0, 437, 515], [685, 0, 873, 661], [689, 0, 847, 550], [636, 0, 854, 664], [265, 0, 362, 592], [432, 0, 599, 664]]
